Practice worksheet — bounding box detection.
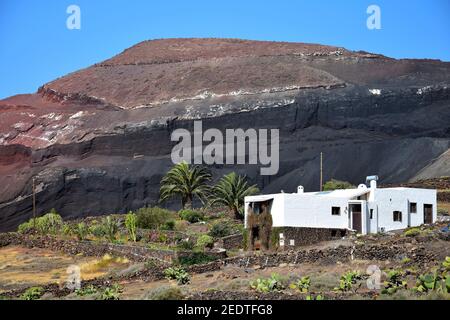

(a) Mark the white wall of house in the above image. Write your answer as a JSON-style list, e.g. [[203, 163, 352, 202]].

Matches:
[[281, 194, 349, 229], [370, 188, 437, 232]]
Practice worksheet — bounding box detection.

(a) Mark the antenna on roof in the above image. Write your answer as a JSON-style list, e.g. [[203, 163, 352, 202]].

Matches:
[[320, 152, 323, 191]]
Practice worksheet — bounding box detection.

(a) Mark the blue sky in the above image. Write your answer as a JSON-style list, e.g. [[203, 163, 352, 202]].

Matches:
[[0, 0, 449, 99]]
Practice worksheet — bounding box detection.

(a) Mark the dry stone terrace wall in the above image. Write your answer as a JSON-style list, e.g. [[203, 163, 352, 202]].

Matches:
[[181, 242, 440, 274], [272, 227, 348, 248], [189, 290, 376, 300], [0, 233, 174, 263], [217, 233, 244, 250]]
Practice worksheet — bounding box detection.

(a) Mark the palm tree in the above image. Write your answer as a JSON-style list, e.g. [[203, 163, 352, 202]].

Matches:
[[160, 161, 212, 209], [210, 172, 259, 220]]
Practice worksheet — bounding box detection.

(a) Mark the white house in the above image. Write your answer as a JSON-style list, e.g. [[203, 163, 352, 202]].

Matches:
[[244, 177, 436, 237]]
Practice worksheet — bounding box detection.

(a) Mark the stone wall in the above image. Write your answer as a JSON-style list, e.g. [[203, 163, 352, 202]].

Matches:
[[0, 233, 176, 263], [217, 233, 244, 250], [271, 227, 348, 248]]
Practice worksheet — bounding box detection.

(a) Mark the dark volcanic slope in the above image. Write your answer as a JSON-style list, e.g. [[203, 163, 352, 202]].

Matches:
[[0, 38, 449, 231]]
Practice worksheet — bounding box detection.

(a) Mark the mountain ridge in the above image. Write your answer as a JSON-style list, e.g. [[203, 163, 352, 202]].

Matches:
[[0, 38, 449, 231]]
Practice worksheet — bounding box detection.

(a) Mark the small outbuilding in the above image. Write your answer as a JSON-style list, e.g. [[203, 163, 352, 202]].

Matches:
[[244, 176, 436, 248]]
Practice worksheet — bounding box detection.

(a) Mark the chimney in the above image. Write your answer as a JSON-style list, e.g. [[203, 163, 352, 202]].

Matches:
[[297, 186, 304, 194], [366, 175, 379, 189]]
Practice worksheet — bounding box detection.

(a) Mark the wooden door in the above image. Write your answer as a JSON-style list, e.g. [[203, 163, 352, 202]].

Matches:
[[352, 212, 362, 233], [424, 204, 433, 224]]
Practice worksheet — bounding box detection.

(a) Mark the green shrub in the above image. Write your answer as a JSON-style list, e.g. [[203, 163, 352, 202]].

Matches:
[[179, 209, 204, 223], [437, 208, 449, 216], [209, 222, 233, 238], [177, 239, 195, 251], [177, 252, 217, 266], [404, 228, 421, 237], [289, 276, 311, 293], [162, 220, 176, 231], [323, 179, 355, 191], [250, 274, 284, 293], [89, 221, 106, 238], [443, 256, 450, 271], [136, 207, 173, 229], [99, 284, 122, 300], [196, 235, 214, 249], [334, 271, 362, 292], [75, 285, 98, 296], [17, 220, 34, 234], [17, 210, 63, 235], [74, 222, 88, 241], [143, 285, 185, 300], [414, 271, 449, 293], [20, 287, 44, 300], [401, 257, 411, 264], [174, 220, 188, 231], [125, 212, 137, 242], [36, 209, 63, 235], [164, 267, 190, 285], [61, 223, 72, 236], [158, 233, 168, 243], [382, 270, 407, 294], [101, 216, 119, 242]]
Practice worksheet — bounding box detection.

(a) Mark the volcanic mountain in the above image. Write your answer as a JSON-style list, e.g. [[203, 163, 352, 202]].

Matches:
[[1, 38, 449, 231]]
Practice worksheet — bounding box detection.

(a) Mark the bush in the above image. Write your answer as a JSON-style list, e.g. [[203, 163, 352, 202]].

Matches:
[[404, 228, 421, 237], [75, 285, 98, 296], [162, 220, 176, 231], [250, 274, 284, 293], [382, 270, 407, 295], [179, 209, 204, 223], [164, 267, 190, 285], [209, 222, 233, 238], [17, 220, 34, 234], [19, 210, 63, 235], [143, 285, 185, 300], [177, 252, 217, 266], [101, 216, 119, 242], [334, 271, 362, 292], [323, 179, 355, 191], [196, 235, 214, 249], [177, 239, 195, 251], [89, 221, 106, 238], [36, 209, 63, 235], [437, 208, 449, 216], [136, 207, 173, 229], [74, 222, 88, 241], [289, 276, 311, 293], [125, 212, 137, 242], [62, 223, 72, 236], [21, 287, 44, 300], [99, 284, 122, 300], [174, 220, 188, 231]]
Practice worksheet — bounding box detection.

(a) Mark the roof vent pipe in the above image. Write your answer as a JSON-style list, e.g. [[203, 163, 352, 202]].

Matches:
[[366, 175, 379, 189], [297, 186, 304, 194]]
